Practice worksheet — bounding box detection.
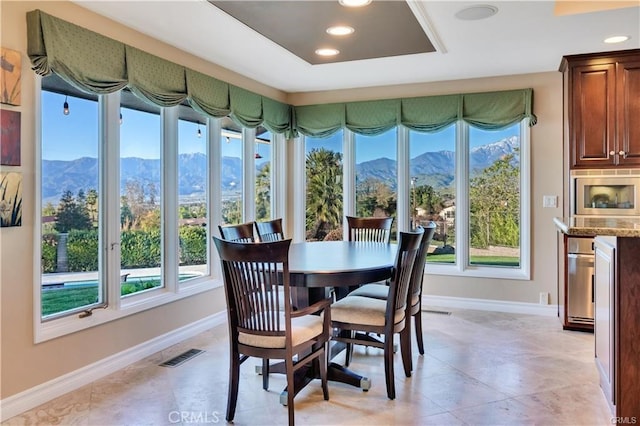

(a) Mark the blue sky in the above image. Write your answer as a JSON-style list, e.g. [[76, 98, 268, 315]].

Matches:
[[42, 91, 519, 163]]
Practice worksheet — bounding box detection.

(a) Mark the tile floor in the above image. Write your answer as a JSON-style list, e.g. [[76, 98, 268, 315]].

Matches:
[[3, 309, 613, 425]]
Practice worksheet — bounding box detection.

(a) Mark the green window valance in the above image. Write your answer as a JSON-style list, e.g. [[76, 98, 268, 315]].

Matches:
[[294, 89, 536, 138], [26, 9, 292, 135], [27, 9, 536, 140]]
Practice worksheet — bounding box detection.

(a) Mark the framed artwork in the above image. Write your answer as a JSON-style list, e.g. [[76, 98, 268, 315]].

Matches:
[[1, 109, 20, 165], [0, 172, 22, 227], [1, 47, 21, 106]]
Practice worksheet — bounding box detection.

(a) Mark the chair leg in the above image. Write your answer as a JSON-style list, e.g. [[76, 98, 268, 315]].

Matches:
[[400, 312, 413, 377], [400, 326, 412, 378], [344, 331, 354, 367], [285, 358, 295, 426], [383, 336, 395, 400], [226, 351, 241, 421], [414, 311, 425, 355], [320, 344, 329, 401], [262, 358, 270, 390]]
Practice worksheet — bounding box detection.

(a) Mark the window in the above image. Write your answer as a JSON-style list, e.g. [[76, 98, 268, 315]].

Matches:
[[40, 81, 101, 319], [37, 76, 217, 341], [304, 132, 344, 241], [468, 124, 522, 268], [413, 121, 530, 279], [409, 125, 456, 263], [178, 118, 209, 283], [119, 101, 163, 297], [355, 129, 398, 239], [221, 129, 242, 225], [298, 120, 530, 279], [255, 131, 272, 221]]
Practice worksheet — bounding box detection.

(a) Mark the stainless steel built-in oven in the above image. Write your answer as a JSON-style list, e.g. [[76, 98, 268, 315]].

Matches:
[[572, 170, 640, 216], [567, 169, 640, 328]]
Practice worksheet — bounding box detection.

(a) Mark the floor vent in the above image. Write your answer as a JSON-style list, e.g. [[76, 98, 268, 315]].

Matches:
[[160, 349, 204, 367], [424, 309, 452, 315]]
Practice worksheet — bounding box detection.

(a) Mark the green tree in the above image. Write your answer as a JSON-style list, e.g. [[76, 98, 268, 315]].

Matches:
[[356, 178, 396, 218], [86, 188, 98, 224], [120, 195, 134, 230], [306, 148, 343, 240], [222, 199, 242, 225], [256, 163, 271, 220], [55, 190, 92, 233], [413, 184, 444, 215], [469, 153, 520, 249]]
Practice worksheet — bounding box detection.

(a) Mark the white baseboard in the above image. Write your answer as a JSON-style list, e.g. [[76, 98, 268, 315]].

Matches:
[[423, 295, 559, 317], [0, 312, 226, 422]]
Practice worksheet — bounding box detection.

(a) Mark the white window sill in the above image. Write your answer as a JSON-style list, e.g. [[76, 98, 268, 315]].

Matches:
[[34, 278, 223, 343], [425, 263, 530, 281]]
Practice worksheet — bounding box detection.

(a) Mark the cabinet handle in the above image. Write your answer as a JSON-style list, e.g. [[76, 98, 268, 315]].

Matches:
[[619, 150, 627, 158], [609, 150, 616, 156]]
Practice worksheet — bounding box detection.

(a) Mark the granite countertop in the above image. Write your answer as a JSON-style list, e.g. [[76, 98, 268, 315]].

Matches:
[[553, 216, 640, 237]]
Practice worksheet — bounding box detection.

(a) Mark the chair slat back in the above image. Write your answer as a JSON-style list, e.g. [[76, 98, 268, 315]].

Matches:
[[346, 216, 394, 243], [218, 222, 256, 242], [214, 237, 292, 336], [408, 222, 437, 304], [386, 228, 423, 325], [255, 218, 285, 242]]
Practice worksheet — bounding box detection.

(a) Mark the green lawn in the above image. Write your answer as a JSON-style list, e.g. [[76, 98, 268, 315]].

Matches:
[[41, 278, 163, 316], [427, 254, 520, 267]]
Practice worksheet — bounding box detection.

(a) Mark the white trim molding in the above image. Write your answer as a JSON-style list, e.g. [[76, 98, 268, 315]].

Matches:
[[423, 295, 558, 317], [1, 313, 226, 422]]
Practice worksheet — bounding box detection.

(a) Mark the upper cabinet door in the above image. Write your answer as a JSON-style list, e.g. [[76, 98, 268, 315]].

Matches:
[[570, 63, 616, 168], [617, 60, 640, 167]]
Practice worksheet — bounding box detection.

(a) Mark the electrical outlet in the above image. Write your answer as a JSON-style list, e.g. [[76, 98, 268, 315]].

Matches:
[[539, 292, 549, 305], [543, 195, 557, 208]]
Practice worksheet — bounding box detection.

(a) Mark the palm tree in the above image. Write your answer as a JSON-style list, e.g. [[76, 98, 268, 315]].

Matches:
[[306, 148, 343, 240]]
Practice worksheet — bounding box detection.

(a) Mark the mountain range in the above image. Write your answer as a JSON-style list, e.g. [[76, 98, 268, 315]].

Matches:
[[42, 136, 519, 204]]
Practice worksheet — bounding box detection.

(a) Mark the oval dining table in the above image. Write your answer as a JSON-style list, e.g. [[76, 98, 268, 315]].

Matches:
[[276, 240, 397, 398]]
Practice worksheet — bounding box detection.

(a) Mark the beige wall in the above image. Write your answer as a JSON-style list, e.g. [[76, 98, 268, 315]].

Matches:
[[289, 72, 565, 305], [0, 0, 564, 403]]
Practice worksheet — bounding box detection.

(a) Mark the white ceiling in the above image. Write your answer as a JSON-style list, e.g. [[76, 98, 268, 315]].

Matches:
[[74, 0, 640, 93]]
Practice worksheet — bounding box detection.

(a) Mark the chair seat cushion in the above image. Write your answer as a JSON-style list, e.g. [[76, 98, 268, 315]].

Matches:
[[331, 295, 404, 327], [239, 313, 324, 349], [349, 283, 389, 300], [349, 284, 420, 307]]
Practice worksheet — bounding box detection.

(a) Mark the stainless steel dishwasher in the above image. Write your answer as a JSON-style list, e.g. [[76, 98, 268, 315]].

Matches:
[[567, 237, 595, 325]]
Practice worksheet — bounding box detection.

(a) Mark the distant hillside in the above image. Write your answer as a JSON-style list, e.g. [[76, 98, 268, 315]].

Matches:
[[42, 136, 518, 204], [356, 136, 519, 191]]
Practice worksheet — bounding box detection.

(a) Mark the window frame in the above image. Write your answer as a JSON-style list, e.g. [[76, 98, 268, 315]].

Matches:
[[295, 119, 531, 280], [34, 79, 220, 343]]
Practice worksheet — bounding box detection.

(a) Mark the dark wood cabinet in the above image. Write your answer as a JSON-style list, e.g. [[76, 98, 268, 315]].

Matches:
[[561, 49, 640, 169], [617, 59, 640, 166], [593, 236, 640, 419]]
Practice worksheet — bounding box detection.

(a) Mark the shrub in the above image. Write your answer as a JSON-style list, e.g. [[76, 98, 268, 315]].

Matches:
[[67, 229, 99, 271], [121, 229, 161, 268], [41, 234, 58, 273], [179, 226, 207, 265]]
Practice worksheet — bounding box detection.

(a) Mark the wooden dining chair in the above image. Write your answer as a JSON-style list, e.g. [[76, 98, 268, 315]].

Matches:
[[330, 227, 423, 400], [348, 222, 437, 372], [213, 237, 332, 426], [346, 215, 394, 243], [255, 218, 285, 242], [218, 221, 256, 242]]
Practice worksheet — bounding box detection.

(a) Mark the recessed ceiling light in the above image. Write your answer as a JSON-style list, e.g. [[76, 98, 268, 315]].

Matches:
[[327, 25, 355, 36], [455, 4, 498, 21], [315, 48, 340, 57], [604, 35, 630, 44], [339, 0, 371, 7]]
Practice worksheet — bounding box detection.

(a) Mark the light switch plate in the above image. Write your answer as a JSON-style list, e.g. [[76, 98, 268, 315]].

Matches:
[[543, 195, 557, 208]]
